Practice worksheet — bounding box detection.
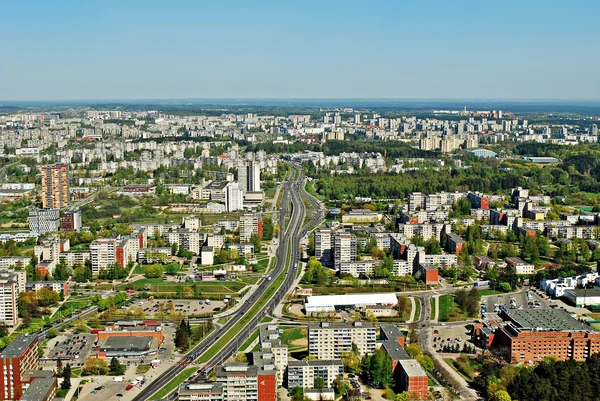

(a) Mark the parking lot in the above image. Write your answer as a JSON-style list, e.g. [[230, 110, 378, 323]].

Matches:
[[431, 323, 473, 353], [45, 334, 96, 366], [140, 298, 230, 317], [482, 288, 590, 316]]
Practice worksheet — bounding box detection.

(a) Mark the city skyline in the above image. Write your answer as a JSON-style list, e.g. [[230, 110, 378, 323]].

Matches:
[[1, 0, 599, 100]]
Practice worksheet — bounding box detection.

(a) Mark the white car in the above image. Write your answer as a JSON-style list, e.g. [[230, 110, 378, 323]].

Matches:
[[113, 377, 124, 382]]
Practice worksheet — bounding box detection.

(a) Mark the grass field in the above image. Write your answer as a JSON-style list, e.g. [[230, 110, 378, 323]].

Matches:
[[240, 329, 259, 352], [591, 323, 600, 331], [430, 297, 437, 321], [438, 294, 472, 322], [149, 367, 197, 400], [280, 327, 306, 345], [414, 298, 421, 321]]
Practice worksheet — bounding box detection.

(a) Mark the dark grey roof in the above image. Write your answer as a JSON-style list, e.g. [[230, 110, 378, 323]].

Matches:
[[505, 308, 594, 332], [0, 334, 37, 358], [20, 378, 57, 401]]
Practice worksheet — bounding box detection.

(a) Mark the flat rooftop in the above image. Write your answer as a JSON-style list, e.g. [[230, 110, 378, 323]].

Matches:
[[20, 378, 56, 401], [398, 359, 427, 377], [505, 308, 594, 332], [1, 334, 37, 358], [565, 288, 600, 298], [381, 340, 409, 361], [100, 336, 153, 352]]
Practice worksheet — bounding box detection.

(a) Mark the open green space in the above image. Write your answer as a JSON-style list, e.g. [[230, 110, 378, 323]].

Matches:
[[413, 298, 421, 321], [477, 289, 505, 296], [149, 367, 197, 400], [438, 294, 473, 322], [264, 186, 276, 199], [280, 327, 307, 349], [430, 297, 437, 321], [136, 364, 151, 375], [240, 329, 259, 352]]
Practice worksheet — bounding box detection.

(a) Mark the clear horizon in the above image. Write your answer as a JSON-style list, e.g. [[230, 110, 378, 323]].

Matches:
[[1, 1, 599, 100]]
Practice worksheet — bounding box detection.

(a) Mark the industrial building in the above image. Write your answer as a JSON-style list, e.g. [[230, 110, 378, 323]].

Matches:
[[304, 293, 398, 315]]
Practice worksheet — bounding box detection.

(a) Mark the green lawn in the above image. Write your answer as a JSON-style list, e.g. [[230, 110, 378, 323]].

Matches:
[[438, 295, 455, 322], [136, 364, 151, 375], [430, 297, 437, 320], [280, 327, 306, 346], [414, 298, 421, 321], [477, 289, 504, 296], [264, 186, 276, 199], [240, 329, 259, 352], [438, 295, 472, 322], [149, 368, 197, 400]]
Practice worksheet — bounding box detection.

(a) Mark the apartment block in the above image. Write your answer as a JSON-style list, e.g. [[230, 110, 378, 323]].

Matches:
[[308, 321, 376, 359], [333, 233, 357, 270], [40, 163, 68, 209], [216, 363, 275, 401], [287, 360, 344, 389], [90, 238, 116, 275], [0, 272, 20, 326], [163, 229, 204, 254], [61, 210, 82, 231], [314, 229, 333, 266], [28, 208, 59, 235], [257, 324, 288, 386], [239, 213, 262, 243], [0, 335, 40, 400]]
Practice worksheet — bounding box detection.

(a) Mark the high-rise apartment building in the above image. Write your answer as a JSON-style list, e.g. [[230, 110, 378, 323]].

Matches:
[[314, 229, 333, 266], [61, 210, 82, 231], [0, 272, 20, 327], [333, 233, 357, 270], [90, 238, 116, 275], [308, 321, 376, 360], [41, 163, 68, 209], [239, 214, 262, 243], [225, 182, 244, 212], [237, 160, 261, 193], [0, 334, 40, 400], [28, 208, 59, 235]]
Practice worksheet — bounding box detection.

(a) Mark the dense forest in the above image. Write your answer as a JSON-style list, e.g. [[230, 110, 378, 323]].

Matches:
[[476, 356, 600, 401], [309, 146, 600, 200]]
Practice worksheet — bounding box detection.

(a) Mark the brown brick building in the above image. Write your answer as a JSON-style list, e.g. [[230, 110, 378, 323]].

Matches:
[[495, 309, 600, 363], [0, 335, 40, 400]]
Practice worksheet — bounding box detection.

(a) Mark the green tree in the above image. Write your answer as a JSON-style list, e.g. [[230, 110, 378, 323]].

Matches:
[[61, 363, 72, 390], [314, 377, 326, 390], [144, 264, 164, 278], [363, 347, 393, 388], [493, 390, 512, 401], [109, 357, 125, 375], [395, 392, 410, 401], [83, 358, 109, 375]]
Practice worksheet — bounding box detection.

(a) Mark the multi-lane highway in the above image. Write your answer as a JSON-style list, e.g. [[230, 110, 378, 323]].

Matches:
[[134, 164, 321, 401]]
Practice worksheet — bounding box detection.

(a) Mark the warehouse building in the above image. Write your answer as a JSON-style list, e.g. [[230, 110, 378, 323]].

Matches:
[[304, 293, 398, 315]]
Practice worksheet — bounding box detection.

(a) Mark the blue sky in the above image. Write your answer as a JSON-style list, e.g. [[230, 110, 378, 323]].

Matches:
[[1, 0, 598, 100]]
